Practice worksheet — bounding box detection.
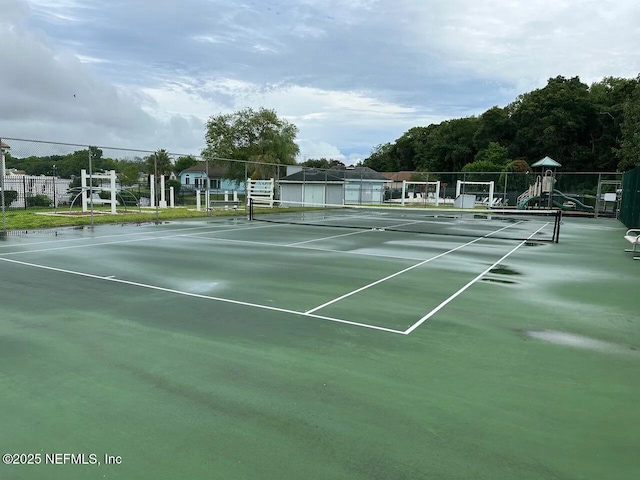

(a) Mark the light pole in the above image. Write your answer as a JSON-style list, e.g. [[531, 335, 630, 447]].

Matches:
[[1, 139, 10, 236], [154, 152, 159, 224], [52, 164, 57, 213]]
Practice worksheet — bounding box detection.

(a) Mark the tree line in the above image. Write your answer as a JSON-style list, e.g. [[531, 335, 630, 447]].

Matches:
[[4, 147, 199, 186], [362, 75, 640, 173], [5, 75, 640, 185]]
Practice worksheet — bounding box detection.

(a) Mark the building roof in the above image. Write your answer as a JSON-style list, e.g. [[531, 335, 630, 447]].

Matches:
[[531, 156, 562, 168], [180, 161, 230, 177], [327, 166, 389, 181], [0, 140, 10, 149], [381, 171, 416, 182], [281, 166, 389, 183], [280, 169, 343, 182]]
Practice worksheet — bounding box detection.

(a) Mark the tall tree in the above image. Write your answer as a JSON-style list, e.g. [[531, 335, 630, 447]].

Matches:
[[202, 107, 299, 181], [422, 117, 480, 172], [300, 158, 346, 169], [120, 164, 141, 186], [145, 149, 173, 177], [617, 75, 640, 171], [473, 141, 510, 166], [509, 76, 596, 169], [363, 143, 394, 171], [173, 155, 199, 175], [474, 106, 516, 151], [588, 77, 638, 170]]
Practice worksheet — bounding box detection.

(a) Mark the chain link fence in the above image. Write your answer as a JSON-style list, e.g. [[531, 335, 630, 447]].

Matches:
[[0, 136, 624, 218]]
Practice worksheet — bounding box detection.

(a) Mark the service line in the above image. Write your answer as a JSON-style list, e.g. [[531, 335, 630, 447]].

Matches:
[[305, 221, 525, 315], [403, 223, 549, 334], [0, 257, 406, 335]]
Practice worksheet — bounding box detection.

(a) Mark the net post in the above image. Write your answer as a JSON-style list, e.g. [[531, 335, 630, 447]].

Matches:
[[248, 197, 254, 221], [553, 209, 562, 243]]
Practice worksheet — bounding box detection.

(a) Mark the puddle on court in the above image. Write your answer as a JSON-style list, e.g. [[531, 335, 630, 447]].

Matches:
[[489, 265, 521, 276], [524, 241, 543, 247], [523, 330, 635, 355], [482, 278, 516, 284]]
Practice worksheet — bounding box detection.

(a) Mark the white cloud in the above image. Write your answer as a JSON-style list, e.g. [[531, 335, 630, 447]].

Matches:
[[1, 0, 639, 163], [402, 0, 640, 91]]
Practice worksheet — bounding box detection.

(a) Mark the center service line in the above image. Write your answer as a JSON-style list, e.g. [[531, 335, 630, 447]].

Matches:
[[403, 223, 549, 335], [304, 221, 525, 315]]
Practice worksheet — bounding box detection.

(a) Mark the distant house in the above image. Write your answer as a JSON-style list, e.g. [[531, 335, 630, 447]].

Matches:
[[178, 162, 246, 193], [381, 171, 416, 190], [279, 166, 390, 205], [336, 166, 390, 204], [279, 169, 345, 205]]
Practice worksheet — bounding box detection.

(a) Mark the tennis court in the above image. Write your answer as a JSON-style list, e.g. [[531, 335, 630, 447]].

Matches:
[[1, 212, 638, 479]]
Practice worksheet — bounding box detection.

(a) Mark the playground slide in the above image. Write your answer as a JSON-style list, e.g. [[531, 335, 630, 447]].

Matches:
[[518, 195, 540, 209], [551, 190, 594, 212], [518, 191, 594, 212], [552, 200, 572, 210]]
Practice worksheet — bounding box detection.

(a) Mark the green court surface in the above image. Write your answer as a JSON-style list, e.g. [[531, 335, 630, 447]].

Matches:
[[0, 215, 638, 479]]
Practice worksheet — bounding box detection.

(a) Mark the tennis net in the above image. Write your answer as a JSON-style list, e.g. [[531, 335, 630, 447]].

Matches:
[[249, 200, 562, 242]]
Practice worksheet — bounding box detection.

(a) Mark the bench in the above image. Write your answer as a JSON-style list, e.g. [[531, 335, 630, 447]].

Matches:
[[624, 229, 640, 260]]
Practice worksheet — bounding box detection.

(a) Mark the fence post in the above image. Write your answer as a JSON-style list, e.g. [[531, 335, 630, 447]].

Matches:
[[0, 139, 6, 233]]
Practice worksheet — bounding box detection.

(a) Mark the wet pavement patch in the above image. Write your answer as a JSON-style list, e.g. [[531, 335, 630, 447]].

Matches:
[[481, 278, 516, 284], [522, 330, 636, 355], [524, 241, 543, 247], [489, 265, 521, 276]]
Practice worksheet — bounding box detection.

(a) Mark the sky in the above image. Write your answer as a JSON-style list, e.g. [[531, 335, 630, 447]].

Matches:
[[1, 0, 639, 164]]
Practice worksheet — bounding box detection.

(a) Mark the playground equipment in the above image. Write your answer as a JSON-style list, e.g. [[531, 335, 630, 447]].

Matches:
[[401, 180, 441, 206], [78, 170, 175, 213], [81, 169, 116, 214], [195, 189, 240, 211], [517, 170, 594, 212], [148, 174, 175, 209], [455, 180, 500, 207]]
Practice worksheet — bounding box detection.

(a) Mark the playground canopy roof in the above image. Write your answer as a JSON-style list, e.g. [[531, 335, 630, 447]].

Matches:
[[531, 156, 562, 168]]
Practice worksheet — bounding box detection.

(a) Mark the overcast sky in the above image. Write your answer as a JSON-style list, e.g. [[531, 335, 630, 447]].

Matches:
[[1, 0, 639, 163]]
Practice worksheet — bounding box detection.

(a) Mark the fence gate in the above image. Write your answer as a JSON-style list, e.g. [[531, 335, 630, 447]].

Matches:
[[247, 178, 274, 207]]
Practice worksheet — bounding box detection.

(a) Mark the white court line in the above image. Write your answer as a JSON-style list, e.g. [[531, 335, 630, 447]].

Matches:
[[0, 222, 253, 250], [304, 236, 485, 314], [184, 233, 431, 262], [403, 223, 549, 335], [0, 257, 405, 335], [286, 229, 372, 246], [0, 223, 280, 257], [304, 221, 526, 315], [285, 218, 423, 247]]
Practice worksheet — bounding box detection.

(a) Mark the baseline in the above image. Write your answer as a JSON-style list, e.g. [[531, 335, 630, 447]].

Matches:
[[0, 257, 405, 335], [0, 223, 281, 258], [0, 222, 253, 250]]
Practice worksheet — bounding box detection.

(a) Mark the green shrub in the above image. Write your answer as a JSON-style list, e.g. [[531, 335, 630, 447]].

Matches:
[[26, 194, 52, 207], [166, 179, 182, 196], [1, 190, 18, 207]]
